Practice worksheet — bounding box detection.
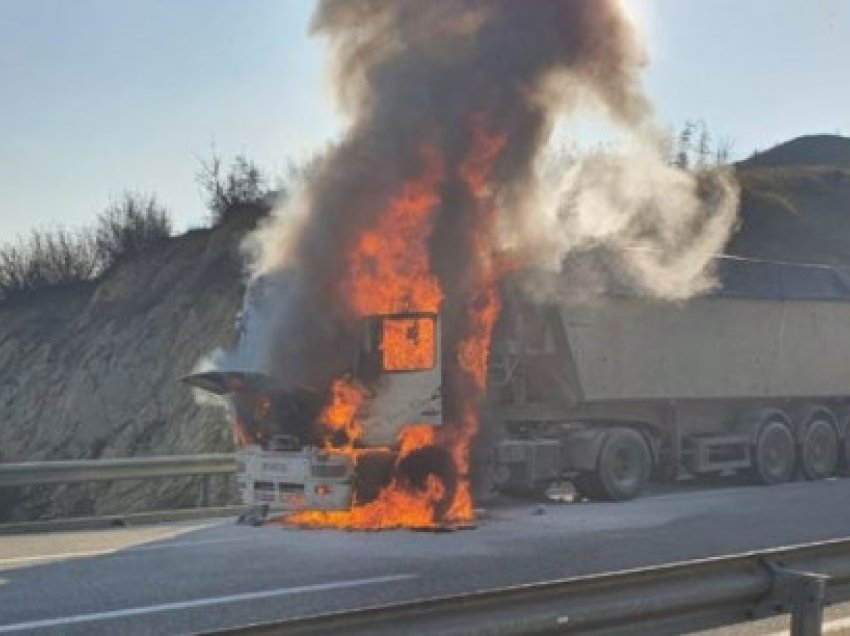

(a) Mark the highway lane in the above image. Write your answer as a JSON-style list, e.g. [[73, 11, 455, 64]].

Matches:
[[1, 477, 850, 635]]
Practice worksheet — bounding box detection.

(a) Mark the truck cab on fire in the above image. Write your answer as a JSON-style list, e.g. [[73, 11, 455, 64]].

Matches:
[[185, 312, 443, 512]]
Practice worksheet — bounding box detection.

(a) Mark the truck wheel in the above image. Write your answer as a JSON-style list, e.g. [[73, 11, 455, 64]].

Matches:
[[800, 418, 839, 480], [577, 428, 651, 502], [396, 445, 458, 522], [354, 451, 395, 504], [751, 419, 796, 485]]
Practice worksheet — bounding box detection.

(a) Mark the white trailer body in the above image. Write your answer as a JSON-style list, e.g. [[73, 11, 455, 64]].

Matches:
[[491, 258, 850, 500]]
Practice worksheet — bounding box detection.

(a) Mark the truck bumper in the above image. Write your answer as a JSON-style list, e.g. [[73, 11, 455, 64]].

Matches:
[[237, 447, 354, 511]]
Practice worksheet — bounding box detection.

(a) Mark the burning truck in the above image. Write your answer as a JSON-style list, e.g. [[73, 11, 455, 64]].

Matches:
[[187, 272, 451, 521], [185, 0, 762, 529], [186, 257, 850, 527]]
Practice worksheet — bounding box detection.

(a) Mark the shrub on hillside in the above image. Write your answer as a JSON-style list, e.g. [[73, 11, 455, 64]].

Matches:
[[0, 192, 173, 302], [0, 228, 99, 301], [197, 154, 270, 225], [95, 192, 173, 269]]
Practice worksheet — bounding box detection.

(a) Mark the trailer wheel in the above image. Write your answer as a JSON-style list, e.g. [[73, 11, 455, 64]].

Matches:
[[752, 419, 796, 485], [576, 428, 651, 502], [800, 417, 839, 480]]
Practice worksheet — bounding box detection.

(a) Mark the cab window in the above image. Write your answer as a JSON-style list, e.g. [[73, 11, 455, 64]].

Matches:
[[380, 316, 436, 371]]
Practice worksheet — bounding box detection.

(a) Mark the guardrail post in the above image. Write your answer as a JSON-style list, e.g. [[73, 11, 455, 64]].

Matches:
[[198, 475, 210, 508], [787, 572, 826, 636], [762, 561, 828, 636]]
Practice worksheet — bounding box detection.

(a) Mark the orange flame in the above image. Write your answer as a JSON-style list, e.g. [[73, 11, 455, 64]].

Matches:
[[381, 316, 436, 372], [228, 414, 253, 448], [288, 425, 445, 529], [340, 146, 444, 316], [286, 120, 508, 530], [287, 474, 445, 530], [396, 423, 436, 457], [441, 116, 508, 524], [285, 145, 450, 530], [229, 392, 272, 448], [317, 378, 364, 449]]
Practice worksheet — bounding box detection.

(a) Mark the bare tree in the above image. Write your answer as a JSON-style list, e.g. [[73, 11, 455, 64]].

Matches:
[[715, 135, 735, 166], [695, 120, 711, 169], [675, 121, 695, 170], [672, 121, 734, 170], [197, 153, 270, 224]]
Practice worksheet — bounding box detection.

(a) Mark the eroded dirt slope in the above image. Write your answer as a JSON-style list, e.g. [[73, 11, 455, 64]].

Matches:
[[0, 208, 261, 520]]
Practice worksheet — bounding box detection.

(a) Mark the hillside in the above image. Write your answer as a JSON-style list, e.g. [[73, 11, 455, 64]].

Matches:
[[0, 207, 262, 521], [729, 135, 850, 264], [741, 134, 850, 170]]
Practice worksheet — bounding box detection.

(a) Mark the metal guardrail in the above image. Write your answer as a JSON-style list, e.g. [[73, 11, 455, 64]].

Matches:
[[3, 458, 849, 633], [0, 454, 239, 531], [0, 454, 236, 487], [212, 537, 850, 636]]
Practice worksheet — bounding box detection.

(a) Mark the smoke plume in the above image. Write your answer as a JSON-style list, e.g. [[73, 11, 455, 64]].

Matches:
[[516, 147, 740, 301], [253, 0, 737, 302], [223, 0, 739, 526]]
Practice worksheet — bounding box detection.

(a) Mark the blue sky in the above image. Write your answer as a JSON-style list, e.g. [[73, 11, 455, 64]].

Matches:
[[0, 0, 848, 238]]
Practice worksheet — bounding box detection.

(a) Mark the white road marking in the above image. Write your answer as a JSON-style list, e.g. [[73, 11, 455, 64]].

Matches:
[[0, 573, 416, 633], [127, 535, 255, 553]]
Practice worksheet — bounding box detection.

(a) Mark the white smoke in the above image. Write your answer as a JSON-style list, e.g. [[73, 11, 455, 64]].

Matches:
[[509, 138, 740, 302], [241, 179, 312, 278]]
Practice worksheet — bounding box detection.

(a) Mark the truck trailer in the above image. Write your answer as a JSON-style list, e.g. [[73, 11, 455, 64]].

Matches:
[[186, 257, 850, 510]]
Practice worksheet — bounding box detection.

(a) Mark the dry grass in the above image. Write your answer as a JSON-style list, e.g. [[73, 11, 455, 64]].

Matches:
[[0, 192, 172, 303]]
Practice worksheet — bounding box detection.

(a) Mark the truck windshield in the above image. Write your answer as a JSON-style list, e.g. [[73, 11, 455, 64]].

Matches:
[[380, 316, 436, 371]]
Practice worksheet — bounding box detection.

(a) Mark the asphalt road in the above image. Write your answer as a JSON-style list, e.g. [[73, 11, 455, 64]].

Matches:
[[2, 477, 850, 635]]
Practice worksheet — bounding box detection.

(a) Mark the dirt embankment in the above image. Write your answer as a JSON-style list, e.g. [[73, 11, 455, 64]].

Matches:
[[0, 207, 262, 521]]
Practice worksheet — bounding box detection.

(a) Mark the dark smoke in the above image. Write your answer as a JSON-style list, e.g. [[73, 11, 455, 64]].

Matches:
[[250, 0, 655, 391]]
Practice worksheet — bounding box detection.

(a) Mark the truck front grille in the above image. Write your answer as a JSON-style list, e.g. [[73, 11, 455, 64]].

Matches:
[[311, 464, 348, 478], [253, 481, 304, 492], [278, 482, 305, 493]]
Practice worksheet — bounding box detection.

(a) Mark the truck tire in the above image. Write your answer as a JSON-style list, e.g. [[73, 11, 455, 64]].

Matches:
[[575, 428, 651, 502], [751, 419, 796, 485], [354, 451, 395, 504], [800, 417, 839, 480], [396, 445, 458, 522]]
